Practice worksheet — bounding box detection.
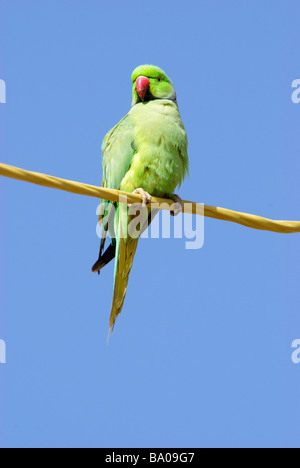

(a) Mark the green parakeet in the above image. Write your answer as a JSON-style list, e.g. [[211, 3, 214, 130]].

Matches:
[[92, 64, 189, 333]]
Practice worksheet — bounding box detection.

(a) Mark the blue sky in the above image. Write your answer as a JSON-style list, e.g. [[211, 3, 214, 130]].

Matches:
[[0, 0, 300, 448]]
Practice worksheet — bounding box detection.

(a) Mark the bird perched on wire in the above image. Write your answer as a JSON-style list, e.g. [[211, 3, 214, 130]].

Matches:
[[92, 64, 189, 335]]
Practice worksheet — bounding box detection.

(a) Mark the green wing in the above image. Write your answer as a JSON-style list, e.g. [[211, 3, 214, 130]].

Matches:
[[99, 114, 142, 333], [98, 114, 136, 252], [102, 115, 135, 191]]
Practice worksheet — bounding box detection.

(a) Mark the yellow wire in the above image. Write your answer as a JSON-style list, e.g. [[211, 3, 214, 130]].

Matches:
[[1, 162, 300, 234]]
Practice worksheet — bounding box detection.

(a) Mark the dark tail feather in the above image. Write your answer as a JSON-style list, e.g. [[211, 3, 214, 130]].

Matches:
[[91, 244, 116, 274]]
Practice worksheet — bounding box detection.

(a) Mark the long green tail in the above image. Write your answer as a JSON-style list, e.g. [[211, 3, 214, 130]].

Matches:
[[109, 234, 139, 332], [108, 202, 158, 335]]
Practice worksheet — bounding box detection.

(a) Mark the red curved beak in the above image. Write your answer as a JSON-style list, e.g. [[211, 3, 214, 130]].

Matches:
[[136, 76, 150, 101]]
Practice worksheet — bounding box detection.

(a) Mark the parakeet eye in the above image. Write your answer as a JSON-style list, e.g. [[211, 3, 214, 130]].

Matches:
[[157, 77, 162, 82]]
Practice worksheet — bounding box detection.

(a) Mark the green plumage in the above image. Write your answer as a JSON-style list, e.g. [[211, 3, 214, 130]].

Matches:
[[93, 65, 189, 333]]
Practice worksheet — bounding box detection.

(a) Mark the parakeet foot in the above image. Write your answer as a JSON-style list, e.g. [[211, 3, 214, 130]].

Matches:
[[132, 188, 152, 207], [170, 194, 183, 216]]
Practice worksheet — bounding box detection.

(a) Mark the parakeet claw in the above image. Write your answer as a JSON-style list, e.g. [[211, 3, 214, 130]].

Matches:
[[132, 188, 152, 207], [170, 194, 183, 216]]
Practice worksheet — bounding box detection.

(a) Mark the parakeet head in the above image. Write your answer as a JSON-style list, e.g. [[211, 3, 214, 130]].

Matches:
[[131, 65, 177, 106]]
